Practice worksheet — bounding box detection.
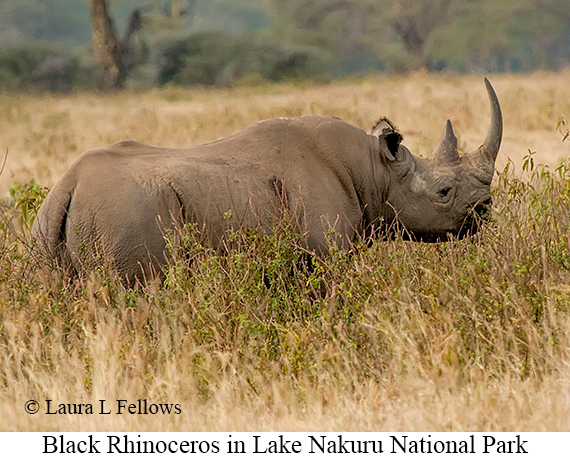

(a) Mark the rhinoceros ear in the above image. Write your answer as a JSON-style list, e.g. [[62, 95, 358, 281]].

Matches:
[[372, 117, 403, 162]]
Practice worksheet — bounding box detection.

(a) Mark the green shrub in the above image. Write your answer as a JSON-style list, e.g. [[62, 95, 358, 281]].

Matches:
[[156, 32, 329, 87], [0, 46, 80, 93], [8, 180, 48, 231]]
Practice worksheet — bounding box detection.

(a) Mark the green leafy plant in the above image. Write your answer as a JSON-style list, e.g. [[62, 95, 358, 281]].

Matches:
[[8, 180, 48, 230]]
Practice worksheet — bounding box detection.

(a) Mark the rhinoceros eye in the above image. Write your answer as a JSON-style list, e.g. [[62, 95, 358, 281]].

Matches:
[[439, 187, 451, 197], [438, 186, 453, 201]]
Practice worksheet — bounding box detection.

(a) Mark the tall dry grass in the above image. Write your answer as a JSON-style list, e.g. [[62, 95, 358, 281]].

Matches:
[[1, 71, 569, 197], [1, 72, 570, 431]]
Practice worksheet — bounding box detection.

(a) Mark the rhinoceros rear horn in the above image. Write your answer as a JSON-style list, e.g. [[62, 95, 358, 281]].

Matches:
[[467, 77, 503, 183], [432, 119, 460, 166]]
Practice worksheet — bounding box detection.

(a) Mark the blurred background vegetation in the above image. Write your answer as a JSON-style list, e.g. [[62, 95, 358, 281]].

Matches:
[[0, 0, 569, 92]]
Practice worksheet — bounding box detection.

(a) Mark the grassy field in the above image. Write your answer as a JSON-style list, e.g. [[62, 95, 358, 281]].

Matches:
[[0, 72, 570, 431]]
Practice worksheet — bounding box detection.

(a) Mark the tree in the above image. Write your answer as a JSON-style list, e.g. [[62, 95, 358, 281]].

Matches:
[[425, 0, 570, 72], [385, 0, 453, 70], [88, 0, 143, 91], [264, 0, 382, 74]]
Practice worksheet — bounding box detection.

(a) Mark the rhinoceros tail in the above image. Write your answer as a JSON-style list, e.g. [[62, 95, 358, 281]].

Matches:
[[31, 187, 74, 274]]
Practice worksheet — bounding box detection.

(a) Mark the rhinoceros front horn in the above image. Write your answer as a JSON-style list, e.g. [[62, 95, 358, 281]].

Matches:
[[466, 77, 503, 183]]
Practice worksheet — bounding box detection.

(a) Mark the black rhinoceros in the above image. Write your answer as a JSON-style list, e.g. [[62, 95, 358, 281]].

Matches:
[[32, 78, 502, 281]]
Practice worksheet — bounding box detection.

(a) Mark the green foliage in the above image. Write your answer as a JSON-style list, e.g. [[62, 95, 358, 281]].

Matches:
[[8, 180, 48, 230], [156, 31, 329, 86], [429, 0, 570, 72], [0, 46, 80, 93], [0, 180, 46, 286], [1, 0, 570, 93]]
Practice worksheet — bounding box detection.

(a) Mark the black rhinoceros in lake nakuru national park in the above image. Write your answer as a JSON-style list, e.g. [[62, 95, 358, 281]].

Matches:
[[32, 78, 502, 282]]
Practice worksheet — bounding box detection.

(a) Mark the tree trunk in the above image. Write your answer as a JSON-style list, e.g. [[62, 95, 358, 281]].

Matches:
[[89, 0, 124, 91], [390, 0, 451, 70]]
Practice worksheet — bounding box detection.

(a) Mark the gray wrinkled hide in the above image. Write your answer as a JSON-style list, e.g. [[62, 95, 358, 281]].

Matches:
[[32, 80, 502, 282]]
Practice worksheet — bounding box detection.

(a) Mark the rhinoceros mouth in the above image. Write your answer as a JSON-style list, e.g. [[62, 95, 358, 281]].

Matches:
[[472, 197, 492, 221], [453, 197, 492, 239], [403, 198, 492, 242]]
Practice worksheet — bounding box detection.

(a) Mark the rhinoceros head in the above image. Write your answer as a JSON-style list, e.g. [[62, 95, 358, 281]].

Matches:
[[372, 78, 502, 241]]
